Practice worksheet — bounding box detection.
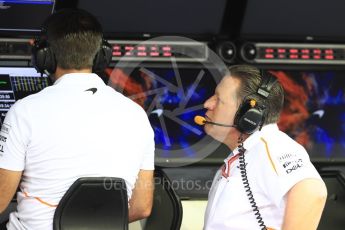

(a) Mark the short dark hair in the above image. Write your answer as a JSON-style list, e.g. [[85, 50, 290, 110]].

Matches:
[[229, 65, 284, 125], [43, 9, 103, 70]]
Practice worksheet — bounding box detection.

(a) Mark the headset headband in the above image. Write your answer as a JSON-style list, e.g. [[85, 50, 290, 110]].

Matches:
[[257, 70, 277, 98]]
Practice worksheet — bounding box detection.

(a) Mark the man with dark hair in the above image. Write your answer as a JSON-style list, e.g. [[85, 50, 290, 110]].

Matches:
[[0, 9, 154, 229], [203, 65, 327, 230]]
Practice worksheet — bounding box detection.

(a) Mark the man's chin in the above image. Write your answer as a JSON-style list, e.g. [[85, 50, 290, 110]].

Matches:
[[204, 125, 211, 135], [207, 132, 228, 144], [204, 128, 221, 142]]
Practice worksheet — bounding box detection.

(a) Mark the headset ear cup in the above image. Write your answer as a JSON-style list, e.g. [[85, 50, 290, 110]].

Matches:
[[43, 47, 56, 74], [32, 39, 56, 75], [233, 69, 277, 134], [234, 99, 264, 134], [237, 108, 264, 134], [93, 39, 112, 73]]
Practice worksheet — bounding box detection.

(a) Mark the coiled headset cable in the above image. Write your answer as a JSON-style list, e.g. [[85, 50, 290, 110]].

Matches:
[[238, 135, 267, 230]]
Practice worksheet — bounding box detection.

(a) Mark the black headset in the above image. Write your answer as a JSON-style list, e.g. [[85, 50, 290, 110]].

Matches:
[[32, 29, 112, 75], [233, 70, 277, 134]]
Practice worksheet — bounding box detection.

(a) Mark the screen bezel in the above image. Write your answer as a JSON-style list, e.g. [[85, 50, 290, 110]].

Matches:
[[239, 0, 345, 43]]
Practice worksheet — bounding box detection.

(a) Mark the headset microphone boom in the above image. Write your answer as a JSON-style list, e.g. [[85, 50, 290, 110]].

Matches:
[[194, 115, 236, 128]]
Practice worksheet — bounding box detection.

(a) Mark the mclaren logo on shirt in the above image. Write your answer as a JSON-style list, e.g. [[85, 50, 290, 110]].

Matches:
[[85, 87, 97, 94]]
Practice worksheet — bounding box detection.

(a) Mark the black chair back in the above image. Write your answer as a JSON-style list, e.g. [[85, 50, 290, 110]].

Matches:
[[318, 170, 345, 230], [144, 169, 183, 230], [53, 177, 128, 230]]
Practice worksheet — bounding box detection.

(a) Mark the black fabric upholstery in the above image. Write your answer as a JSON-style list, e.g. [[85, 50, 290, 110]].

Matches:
[[53, 177, 128, 230], [318, 170, 345, 230], [0, 221, 7, 230], [144, 169, 183, 230]]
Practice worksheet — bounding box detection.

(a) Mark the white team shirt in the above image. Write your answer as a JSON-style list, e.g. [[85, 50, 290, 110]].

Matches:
[[0, 73, 155, 230], [204, 124, 322, 230]]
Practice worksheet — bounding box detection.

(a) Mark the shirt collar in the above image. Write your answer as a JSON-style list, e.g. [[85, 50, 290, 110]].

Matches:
[[232, 123, 279, 156], [53, 73, 105, 86]]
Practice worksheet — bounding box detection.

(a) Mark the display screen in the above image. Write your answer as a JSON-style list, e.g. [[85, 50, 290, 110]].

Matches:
[[108, 67, 345, 163], [0, 0, 54, 33], [76, 0, 227, 37], [240, 0, 345, 41], [106, 66, 225, 166], [271, 70, 345, 161], [0, 67, 49, 125]]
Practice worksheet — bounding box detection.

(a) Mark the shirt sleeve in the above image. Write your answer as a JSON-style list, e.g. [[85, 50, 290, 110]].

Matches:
[[0, 101, 30, 171], [260, 143, 321, 207]]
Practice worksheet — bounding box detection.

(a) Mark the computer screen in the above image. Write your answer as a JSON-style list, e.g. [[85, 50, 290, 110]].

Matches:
[[0, 67, 49, 125], [106, 66, 225, 166], [271, 69, 345, 161], [0, 0, 54, 34], [107, 66, 345, 163], [240, 0, 345, 42], [76, 0, 227, 38]]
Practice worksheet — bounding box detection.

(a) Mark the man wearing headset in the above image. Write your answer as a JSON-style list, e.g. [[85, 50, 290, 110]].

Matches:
[[202, 65, 327, 230], [0, 9, 154, 229]]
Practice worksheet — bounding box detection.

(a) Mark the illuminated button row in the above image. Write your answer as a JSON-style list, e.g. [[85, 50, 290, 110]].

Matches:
[[260, 48, 340, 60], [111, 44, 173, 58], [108, 40, 208, 62], [241, 42, 345, 64]]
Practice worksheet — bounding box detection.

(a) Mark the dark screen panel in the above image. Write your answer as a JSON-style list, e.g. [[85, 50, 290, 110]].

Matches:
[[76, 0, 227, 37], [240, 0, 345, 41], [0, 0, 54, 33]]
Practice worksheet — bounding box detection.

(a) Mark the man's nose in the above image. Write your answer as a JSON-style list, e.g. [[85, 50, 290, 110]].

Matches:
[[204, 97, 214, 110]]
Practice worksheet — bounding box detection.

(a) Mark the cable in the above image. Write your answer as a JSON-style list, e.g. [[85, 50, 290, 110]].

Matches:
[[238, 136, 267, 230]]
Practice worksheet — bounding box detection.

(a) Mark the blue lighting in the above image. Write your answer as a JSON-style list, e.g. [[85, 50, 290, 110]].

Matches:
[[2, 0, 53, 5]]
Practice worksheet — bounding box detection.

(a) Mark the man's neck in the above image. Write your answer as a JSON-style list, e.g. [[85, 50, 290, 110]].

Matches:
[[53, 66, 92, 81], [225, 132, 250, 151]]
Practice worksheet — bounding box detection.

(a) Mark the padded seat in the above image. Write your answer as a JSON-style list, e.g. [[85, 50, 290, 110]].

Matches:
[[53, 177, 128, 230], [144, 168, 183, 230], [318, 170, 345, 230]]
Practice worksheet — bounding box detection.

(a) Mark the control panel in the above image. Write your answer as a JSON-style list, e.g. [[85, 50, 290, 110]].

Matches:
[[241, 42, 345, 65], [0, 38, 209, 63], [108, 40, 208, 62]]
